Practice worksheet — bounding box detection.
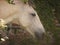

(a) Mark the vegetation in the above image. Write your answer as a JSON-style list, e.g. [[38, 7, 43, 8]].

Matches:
[[32, 0, 60, 45], [0, 0, 60, 45]]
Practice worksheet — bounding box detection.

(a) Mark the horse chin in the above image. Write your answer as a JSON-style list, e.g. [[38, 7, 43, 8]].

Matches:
[[29, 28, 46, 39], [34, 32, 45, 40]]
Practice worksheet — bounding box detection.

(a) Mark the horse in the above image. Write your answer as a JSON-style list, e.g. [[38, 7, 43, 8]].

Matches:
[[0, 0, 45, 41]]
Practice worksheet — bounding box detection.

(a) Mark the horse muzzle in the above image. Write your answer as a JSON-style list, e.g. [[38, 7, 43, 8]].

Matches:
[[34, 28, 45, 39]]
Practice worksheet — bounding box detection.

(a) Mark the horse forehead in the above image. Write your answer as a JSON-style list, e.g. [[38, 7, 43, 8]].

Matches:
[[23, 5, 35, 12]]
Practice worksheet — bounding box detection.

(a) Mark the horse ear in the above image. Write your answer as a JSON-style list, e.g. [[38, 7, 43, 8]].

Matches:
[[6, 0, 15, 5]]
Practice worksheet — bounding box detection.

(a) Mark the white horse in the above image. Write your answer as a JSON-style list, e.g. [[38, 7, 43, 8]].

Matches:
[[0, 0, 45, 39]]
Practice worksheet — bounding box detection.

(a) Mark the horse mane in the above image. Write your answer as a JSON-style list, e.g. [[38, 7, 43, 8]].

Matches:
[[0, 0, 33, 5]]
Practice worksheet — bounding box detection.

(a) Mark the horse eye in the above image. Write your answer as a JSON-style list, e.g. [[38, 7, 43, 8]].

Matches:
[[30, 13, 36, 16]]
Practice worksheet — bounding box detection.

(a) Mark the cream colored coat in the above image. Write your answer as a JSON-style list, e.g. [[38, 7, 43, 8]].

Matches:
[[0, 0, 45, 38]]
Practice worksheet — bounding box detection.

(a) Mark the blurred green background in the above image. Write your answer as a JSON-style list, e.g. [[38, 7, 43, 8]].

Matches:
[[32, 0, 60, 45]]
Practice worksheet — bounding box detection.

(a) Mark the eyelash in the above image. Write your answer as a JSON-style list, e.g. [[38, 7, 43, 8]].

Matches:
[[30, 13, 36, 16]]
